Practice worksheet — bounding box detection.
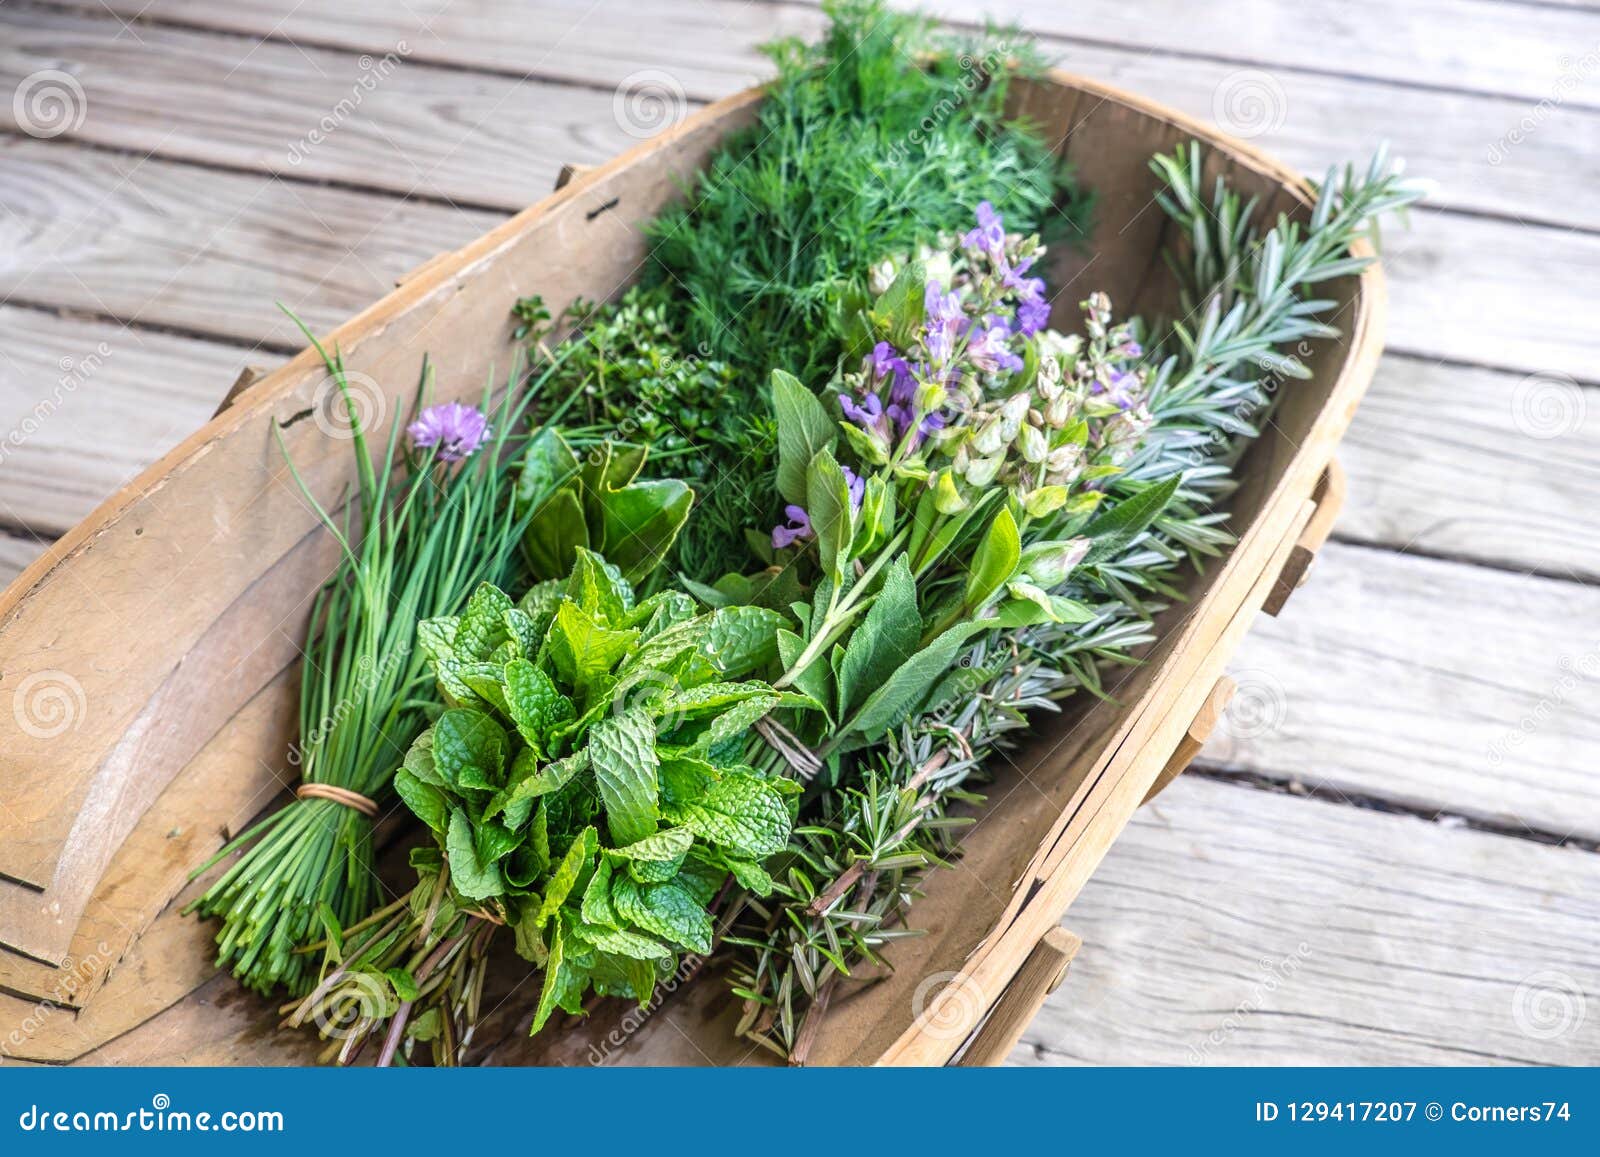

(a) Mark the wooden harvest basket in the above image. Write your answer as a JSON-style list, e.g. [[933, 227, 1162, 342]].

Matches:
[[0, 69, 1380, 1067]]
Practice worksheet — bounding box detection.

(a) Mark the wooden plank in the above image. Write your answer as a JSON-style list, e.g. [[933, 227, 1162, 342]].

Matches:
[[0, 307, 251, 537], [859, 0, 1600, 107], [0, 8, 649, 212], [0, 532, 45, 592], [1208, 541, 1600, 843], [0, 136, 503, 348], [1341, 355, 1600, 581], [79, 0, 1600, 231], [1016, 776, 1600, 1066], [84, 0, 817, 100]]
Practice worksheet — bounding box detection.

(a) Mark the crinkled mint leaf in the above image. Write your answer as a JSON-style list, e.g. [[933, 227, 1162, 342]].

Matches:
[[504, 658, 576, 752], [666, 770, 790, 857], [588, 708, 660, 846], [573, 924, 671, 961], [581, 857, 620, 928], [432, 707, 509, 791], [394, 767, 449, 833], [536, 825, 597, 926], [566, 547, 635, 625], [610, 826, 694, 862], [455, 583, 514, 661], [446, 808, 503, 901], [545, 601, 640, 699], [610, 875, 713, 955], [726, 858, 775, 896]]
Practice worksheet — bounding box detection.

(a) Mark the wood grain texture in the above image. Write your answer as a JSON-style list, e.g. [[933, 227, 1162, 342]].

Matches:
[[0, 533, 46, 591], [0, 8, 649, 212], [75, 0, 1600, 231], [1014, 776, 1600, 1066], [1208, 541, 1600, 843], [78, 0, 818, 100], [845, 0, 1600, 107], [1340, 356, 1600, 582], [0, 307, 252, 537], [0, 136, 501, 349]]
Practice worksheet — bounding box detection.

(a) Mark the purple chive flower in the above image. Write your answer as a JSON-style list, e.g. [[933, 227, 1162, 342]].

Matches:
[[408, 402, 490, 461], [961, 201, 1006, 255], [771, 504, 814, 549]]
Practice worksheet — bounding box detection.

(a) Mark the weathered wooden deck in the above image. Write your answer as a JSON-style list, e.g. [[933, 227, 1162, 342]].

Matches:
[[0, 0, 1596, 1065]]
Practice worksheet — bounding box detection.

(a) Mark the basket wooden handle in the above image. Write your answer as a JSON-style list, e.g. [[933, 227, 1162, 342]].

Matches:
[[1141, 674, 1236, 805], [956, 927, 1082, 1066], [1263, 458, 1345, 616], [554, 162, 596, 191]]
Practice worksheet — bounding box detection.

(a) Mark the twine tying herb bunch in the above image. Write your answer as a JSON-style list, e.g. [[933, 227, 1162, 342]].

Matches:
[[195, 0, 1425, 1065]]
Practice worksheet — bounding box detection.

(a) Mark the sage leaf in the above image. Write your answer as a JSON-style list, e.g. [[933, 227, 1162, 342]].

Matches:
[[773, 368, 838, 506]]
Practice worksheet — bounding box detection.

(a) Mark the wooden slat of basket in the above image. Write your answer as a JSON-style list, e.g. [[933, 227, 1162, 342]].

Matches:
[[955, 927, 1082, 1067]]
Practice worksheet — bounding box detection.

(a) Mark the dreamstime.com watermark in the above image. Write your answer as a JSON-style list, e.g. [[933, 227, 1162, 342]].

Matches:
[[0, 342, 113, 467], [1188, 942, 1315, 1063], [583, 953, 704, 1065], [287, 43, 411, 165], [1487, 44, 1600, 165], [15, 1095, 283, 1134], [884, 41, 1025, 168], [1487, 646, 1599, 767], [0, 941, 113, 1062]]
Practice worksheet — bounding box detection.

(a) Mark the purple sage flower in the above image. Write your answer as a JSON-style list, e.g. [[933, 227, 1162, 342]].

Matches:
[[961, 201, 1006, 255], [408, 402, 490, 461], [839, 391, 891, 444], [840, 466, 865, 512], [771, 505, 814, 550], [1017, 296, 1051, 338], [967, 324, 1025, 375]]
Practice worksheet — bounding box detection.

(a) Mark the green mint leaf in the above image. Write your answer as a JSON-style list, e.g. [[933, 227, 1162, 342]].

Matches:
[[726, 858, 775, 896], [537, 825, 597, 926], [394, 767, 449, 833], [504, 658, 576, 751], [588, 708, 661, 846], [416, 617, 458, 668], [574, 924, 672, 961], [581, 857, 621, 928], [610, 826, 695, 861], [667, 770, 790, 857], [545, 601, 640, 699], [446, 808, 504, 901], [611, 875, 713, 955], [565, 547, 635, 625], [698, 605, 786, 680], [433, 708, 509, 791], [454, 583, 514, 661]]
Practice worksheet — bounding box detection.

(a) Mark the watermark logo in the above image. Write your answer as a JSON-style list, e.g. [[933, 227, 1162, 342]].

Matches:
[[13, 70, 87, 139], [1212, 69, 1288, 140], [612, 69, 687, 140], [1511, 370, 1586, 441], [910, 970, 988, 1042], [12, 670, 86, 740], [312, 369, 387, 441], [1512, 969, 1587, 1040]]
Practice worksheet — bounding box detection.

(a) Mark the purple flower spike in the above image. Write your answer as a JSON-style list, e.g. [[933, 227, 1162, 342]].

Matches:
[[1017, 296, 1051, 337], [961, 201, 1006, 255], [772, 504, 814, 550], [408, 402, 490, 461]]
